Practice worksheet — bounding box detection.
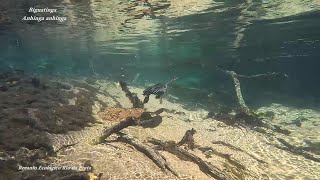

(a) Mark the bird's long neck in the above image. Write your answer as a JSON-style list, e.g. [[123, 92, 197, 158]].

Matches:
[[165, 77, 178, 85]]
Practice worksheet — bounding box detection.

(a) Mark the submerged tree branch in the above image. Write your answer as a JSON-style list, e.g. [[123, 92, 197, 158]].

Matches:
[[148, 138, 232, 180], [98, 117, 138, 143], [275, 138, 320, 163], [99, 111, 164, 143], [119, 81, 144, 108], [117, 132, 179, 177], [237, 72, 288, 79], [217, 68, 250, 113], [211, 141, 267, 164], [217, 67, 287, 114]]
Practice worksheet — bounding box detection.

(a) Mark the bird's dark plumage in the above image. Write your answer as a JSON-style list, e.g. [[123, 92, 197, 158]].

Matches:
[[142, 77, 178, 104], [143, 83, 167, 96]]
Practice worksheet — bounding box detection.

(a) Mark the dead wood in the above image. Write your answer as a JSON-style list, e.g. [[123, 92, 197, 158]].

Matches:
[[197, 146, 246, 170], [217, 69, 249, 114], [99, 117, 138, 143], [275, 138, 320, 162], [217, 67, 287, 114], [99, 113, 164, 143], [148, 138, 232, 180], [119, 81, 144, 108], [212, 111, 291, 136], [116, 132, 179, 177], [211, 141, 267, 164]]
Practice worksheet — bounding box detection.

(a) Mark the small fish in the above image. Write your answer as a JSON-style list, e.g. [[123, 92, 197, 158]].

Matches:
[[142, 77, 178, 103]]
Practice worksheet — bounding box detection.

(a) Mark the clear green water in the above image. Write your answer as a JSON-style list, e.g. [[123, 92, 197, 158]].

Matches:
[[1, 0, 320, 109]]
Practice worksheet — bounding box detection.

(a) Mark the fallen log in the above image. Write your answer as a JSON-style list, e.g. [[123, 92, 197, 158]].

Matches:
[[148, 138, 232, 180], [211, 141, 267, 164], [216, 67, 287, 114], [217, 68, 249, 114], [117, 132, 179, 177], [275, 138, 320, 162], [98, 117, 138, 143], [119, 81, 144, 108]]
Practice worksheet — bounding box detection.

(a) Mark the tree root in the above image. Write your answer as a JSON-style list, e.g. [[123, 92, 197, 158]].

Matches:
[[99, 126, 248, 179], [98, 108, 165, 143], [211, 141, 267, 164], [212, 111, 291, 136], [98, 117, 138, 143], [119, 81, 144, 108], [217, 67, 287, 114], [275, 138, 320, 162], [302, 140, 320, 155], [236, 72, 287, 79], [116, 132, 179, 177], [197, 146, 246, 170], [148, 138, 232, 180], [217, 68, 249, 114]]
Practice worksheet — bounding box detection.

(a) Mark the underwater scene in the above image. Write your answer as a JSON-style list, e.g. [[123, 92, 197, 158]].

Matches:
[[1, 0, 320, 179]]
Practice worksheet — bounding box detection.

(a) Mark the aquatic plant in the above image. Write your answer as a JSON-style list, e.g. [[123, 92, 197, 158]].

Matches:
[[0, 69, 100, 179]]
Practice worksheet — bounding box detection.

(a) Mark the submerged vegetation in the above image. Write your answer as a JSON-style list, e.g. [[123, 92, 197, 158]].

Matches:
[[0, 69, 100, 179]]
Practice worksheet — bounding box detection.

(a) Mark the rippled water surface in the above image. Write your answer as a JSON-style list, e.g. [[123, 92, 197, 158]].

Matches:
[[1, 1, 320, 102]]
